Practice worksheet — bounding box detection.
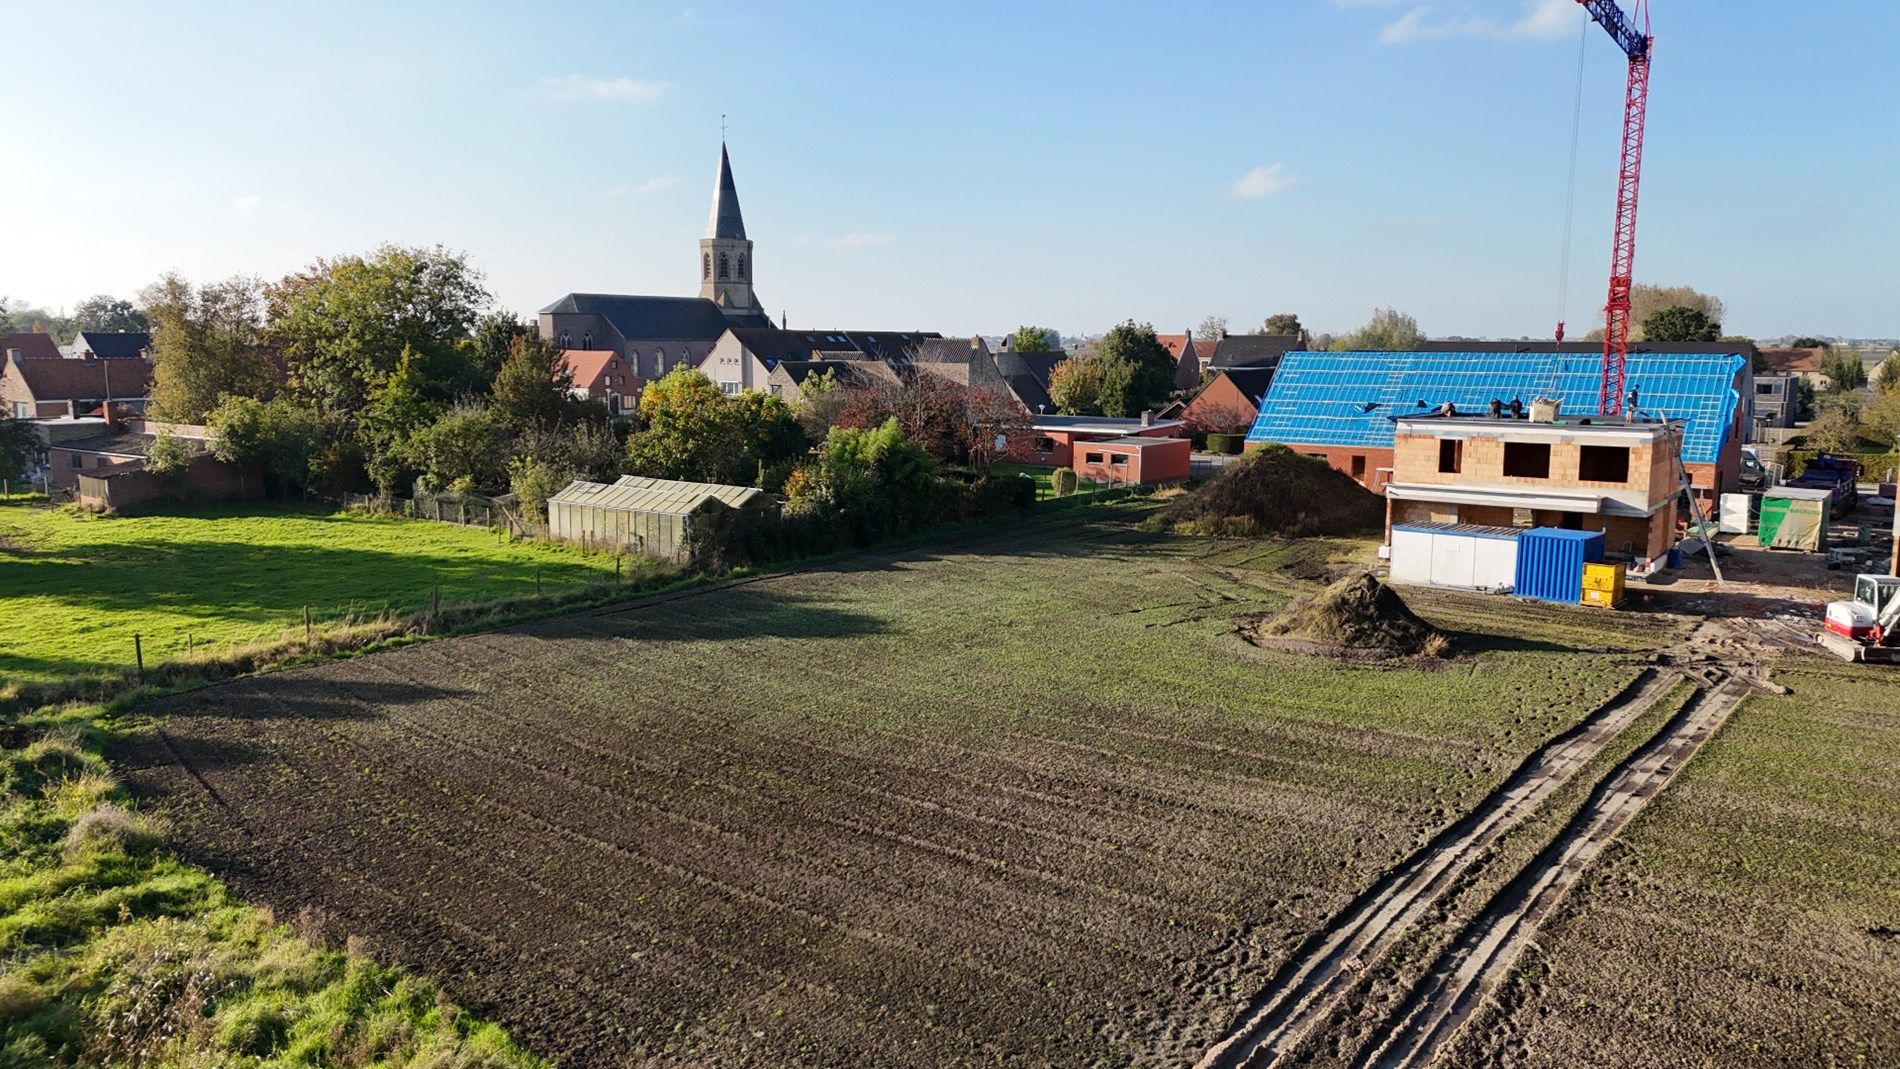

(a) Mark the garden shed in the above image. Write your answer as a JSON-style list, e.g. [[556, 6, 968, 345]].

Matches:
[[547, 475, 767, 561]]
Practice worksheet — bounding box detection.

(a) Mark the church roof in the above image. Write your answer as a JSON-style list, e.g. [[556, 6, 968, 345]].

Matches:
[[540, 293, 769, 340], [707, 143, 746, 240]]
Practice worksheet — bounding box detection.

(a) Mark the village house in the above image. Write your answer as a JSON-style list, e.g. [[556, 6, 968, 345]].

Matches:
[[1383, 407, 1684, 575], [2, 332, 62, 363], [1206, 333, 1301, 372], [1155, 332, 1203, 391], [1006, 413, 1187, 468], [1182, 366, 1275, 436], [698, 327, 940, 395], [557, 349, 639, 415], [1, 351, 155, 419], [764, 359, 897, 403], [1756, 347, 1829, 387], [68, 331, 151, 360]]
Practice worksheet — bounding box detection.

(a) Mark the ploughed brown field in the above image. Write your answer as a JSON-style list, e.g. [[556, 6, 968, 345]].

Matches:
[[121, 505, 1675, 1067]]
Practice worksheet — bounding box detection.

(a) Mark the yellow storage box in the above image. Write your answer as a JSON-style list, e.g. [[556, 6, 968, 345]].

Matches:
[[1581, 561, 1626, 608]]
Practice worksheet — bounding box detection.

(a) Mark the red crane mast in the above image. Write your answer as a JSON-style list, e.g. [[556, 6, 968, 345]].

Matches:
[[1574, 0, 1652, 418]]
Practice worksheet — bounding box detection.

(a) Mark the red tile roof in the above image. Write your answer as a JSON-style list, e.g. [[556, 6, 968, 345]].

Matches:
[[558, 349, 631, 393], [1156, 333, 1193, 365], [1757, 347, 1825, 374], [2, 333, 62, 361], [8, 357, 155, 401]]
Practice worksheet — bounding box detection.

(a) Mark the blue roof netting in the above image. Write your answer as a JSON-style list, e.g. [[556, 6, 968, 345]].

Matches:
[[1246, 350, 1747, 465]]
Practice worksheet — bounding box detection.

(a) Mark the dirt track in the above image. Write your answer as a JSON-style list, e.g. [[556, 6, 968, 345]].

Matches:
[[1200, 620, 1771, 1068]]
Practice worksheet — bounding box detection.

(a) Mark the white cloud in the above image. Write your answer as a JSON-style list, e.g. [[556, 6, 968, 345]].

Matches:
[[821, 232, 897, 249], [533, 74, 672, 104], [1231, 163, 1297, 200], [605, 176, 680, 200], [1377, 0, 1581, 44], [231, 194, 262, 215]]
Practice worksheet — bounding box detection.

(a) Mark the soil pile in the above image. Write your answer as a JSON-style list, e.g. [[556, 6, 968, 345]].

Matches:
[[1251, 572, 1447, 658], [1160, 445, 1383, 537]]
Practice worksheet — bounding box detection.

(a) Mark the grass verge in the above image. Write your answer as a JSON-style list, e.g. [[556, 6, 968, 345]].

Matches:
[[0, 700, 547, 1067]]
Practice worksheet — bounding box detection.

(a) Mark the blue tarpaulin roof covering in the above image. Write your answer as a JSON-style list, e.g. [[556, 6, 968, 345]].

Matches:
[[1245, 350, 1746, 465]]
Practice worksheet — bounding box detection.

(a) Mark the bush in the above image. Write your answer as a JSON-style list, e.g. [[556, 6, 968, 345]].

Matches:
[[63, 802, 166, 858], [1050, 467, 1078, 496], [1206, 433, 1244, 455]]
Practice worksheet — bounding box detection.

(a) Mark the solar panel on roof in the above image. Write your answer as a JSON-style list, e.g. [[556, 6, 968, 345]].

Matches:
[[1245, 350, 1745, 465]]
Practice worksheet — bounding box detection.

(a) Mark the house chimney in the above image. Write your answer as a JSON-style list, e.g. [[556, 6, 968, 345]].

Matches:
[[5, 348, 19, 363], [1140, 409, 1154, 427], [1001, 335, 1012, 352]]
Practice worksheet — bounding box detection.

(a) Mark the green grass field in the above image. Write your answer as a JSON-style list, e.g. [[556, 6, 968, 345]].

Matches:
[[0, 501, 622, 685]]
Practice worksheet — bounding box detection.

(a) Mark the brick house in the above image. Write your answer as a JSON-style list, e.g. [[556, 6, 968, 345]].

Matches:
[[1073, 436, 1191, 485], [1183, 366, 1274, 435], [1, 352, 155, 419], [1384, 411, 1683, 572], [558, 349, 639, 415], [1006, 414, 1186, 467], [1155, 332, 1203, 392]]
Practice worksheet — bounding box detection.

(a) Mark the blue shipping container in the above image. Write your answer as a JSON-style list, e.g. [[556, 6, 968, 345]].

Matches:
[[1513, 528, 1605, 604]]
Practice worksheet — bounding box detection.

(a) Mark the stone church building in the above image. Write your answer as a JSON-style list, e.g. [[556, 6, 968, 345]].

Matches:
[[538, 144, 775, 384]]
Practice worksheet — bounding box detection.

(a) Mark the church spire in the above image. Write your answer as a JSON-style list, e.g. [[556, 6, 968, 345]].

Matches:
[[706, 143, 747, 240], [699, 142, 759, 314]]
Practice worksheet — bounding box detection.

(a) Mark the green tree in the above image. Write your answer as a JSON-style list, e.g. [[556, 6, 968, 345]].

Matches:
[[491, 332, 573, 432], [469, 311, 530, 392], [624, 369, 749, 484], [1641, 305, 1721, 343], [141, 273, 273, 423], [401, 403, 509, 492], [1262, 313, 1303, 336], [1047, 357, 1105, 415], [268, 244, 490, 414], [0, 297, 73, 341], [731, 389, 808, 484], [1629, 284, 1723, 341], [1332, 308, 1423, 352], [1195, 316, 1228, 344], [1860, 389, 1900, 450], [359, 346, 441, 492], [1010, 326, 1059, 352], [0, 411, 38, 480], [1819, 348, 1868, 393], [791, 367, 850, 440], [206, 395, 327, 495], [1789, 336, 1828, 349], [1805, 401, 1865, 453], [144, 432, 195, 495], [71, 295, 150, 335], [1093, 321, 1176, 416]]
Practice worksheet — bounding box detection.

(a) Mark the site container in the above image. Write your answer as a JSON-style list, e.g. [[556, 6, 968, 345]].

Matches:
[[1513, 528, 1604, 605], [1388, 522, 1522, 593], [1581, 562, 1626, 608], [1757, 486, 1831, 552]]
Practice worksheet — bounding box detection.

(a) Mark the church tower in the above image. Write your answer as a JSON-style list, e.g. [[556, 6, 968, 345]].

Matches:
[[699, 144, 759, 314]]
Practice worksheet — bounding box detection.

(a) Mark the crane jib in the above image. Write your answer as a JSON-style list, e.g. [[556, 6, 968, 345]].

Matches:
[[1577, 0, 1650, 59]]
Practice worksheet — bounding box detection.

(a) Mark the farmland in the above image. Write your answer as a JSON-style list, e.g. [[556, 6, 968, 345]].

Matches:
[[121, 503, 1690, 1067], [1451, 660, 1900, 1068], [0, 500, 622, 685]]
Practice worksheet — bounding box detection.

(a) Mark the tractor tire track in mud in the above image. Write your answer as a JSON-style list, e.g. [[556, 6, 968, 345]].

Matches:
[[1357, 670, 1755, 1069], [1198, 669, 1679, 1069]]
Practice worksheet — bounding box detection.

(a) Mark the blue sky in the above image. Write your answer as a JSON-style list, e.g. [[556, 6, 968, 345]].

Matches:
[[3, 1, 1895, 340]]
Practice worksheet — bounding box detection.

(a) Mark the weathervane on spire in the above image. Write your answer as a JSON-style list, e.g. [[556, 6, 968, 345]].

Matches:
[[720, 113, 727, 140]]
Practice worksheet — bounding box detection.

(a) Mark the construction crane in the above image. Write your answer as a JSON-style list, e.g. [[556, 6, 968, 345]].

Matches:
[[1570, 0, 1652, 418]]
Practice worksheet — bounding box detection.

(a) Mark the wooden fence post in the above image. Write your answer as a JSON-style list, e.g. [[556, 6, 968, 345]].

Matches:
[[186, 632, 193, 657], [134, 634, 144, 680], [304, 605, 313, 643], [616, 556, 623, 583]]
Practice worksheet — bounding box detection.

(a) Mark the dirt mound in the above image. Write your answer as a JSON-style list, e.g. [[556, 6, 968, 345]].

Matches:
[[1250, 572, 1447, 658], [1160, 445, 1383, 537]]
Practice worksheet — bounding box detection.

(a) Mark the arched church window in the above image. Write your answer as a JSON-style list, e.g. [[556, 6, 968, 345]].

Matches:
[[718, 253, 729, 280], [656, 347, 667, 370], [703, 253, 711, 280], [558, 331, 570, 347], [738, 255, 747, 280], [582, 331, 592, 348]]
